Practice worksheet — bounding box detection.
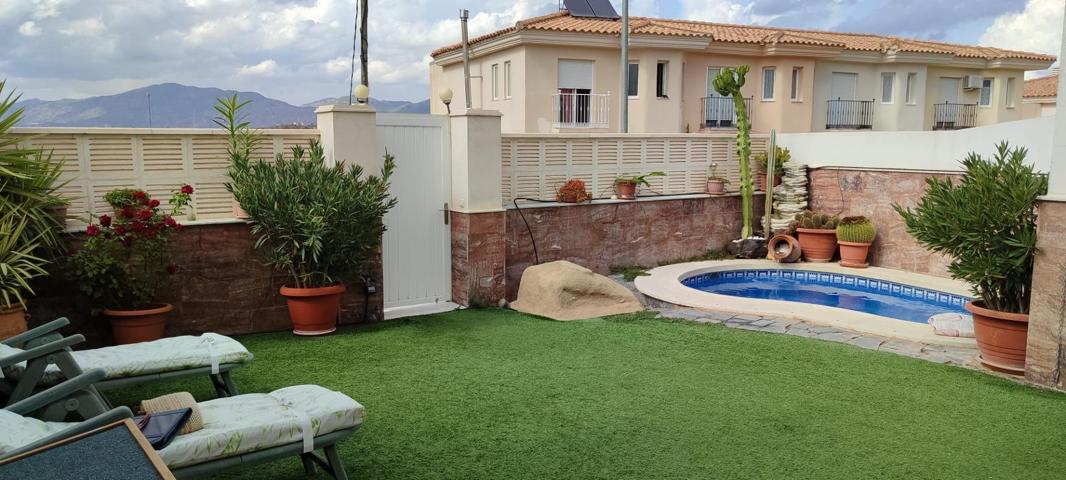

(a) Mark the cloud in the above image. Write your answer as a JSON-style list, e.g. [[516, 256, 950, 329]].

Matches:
[[18, 21, 41, 37], [59, 18, 105, 36], [237, 59, 279, 77], [979, 0, 1064, 56], [681, 0, 755, 24], [843, 0, 1026, 39]]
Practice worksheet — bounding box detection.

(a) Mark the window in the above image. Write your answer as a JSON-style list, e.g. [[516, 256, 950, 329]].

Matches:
[[1005, 77, 1016, 108], [762, 67, 775, 100], [503, 61, 512, 99], [905, 73, 917, 104], [979, 78, 993, 107], [656, 61, 668, 98], [790, 67, 802, 101], [881, 72, 895, 104], [491, 63, 499, 100], [627, 62, 639, 97]]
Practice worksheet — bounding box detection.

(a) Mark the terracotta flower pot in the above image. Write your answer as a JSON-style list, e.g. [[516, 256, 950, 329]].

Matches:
[[796, 228, 838, 262], [838, 241, 872, 268], [280, 284, 346, 336], [754, 173, 781, 192], [105, 303, 172, 345], [0, 305, 28, 341], [616, 181, 638, 200], [557, 190, 590, 203], [768, 235, 802, 263], [965, 300, 1029, 375], [707, 180, 726, 195]]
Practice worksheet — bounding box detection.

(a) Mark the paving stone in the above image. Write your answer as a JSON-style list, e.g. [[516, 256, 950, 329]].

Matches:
[[814, 331, 861, 343], [755, 320, 791, 334], [878, 339, 926, 357], [730, 314, 764, 322], [847, 335, 888, 350], [693, 317, 723, 324]]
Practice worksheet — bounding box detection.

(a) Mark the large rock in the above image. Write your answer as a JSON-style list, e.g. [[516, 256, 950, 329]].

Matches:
[[510, 261, 644, 321]]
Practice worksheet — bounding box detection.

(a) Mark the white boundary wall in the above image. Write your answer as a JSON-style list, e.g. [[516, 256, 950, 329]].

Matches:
[[778, 116, 1055, 173]]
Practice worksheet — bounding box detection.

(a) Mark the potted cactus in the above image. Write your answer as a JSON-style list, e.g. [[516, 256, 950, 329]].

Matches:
[[706, 163, 729, 195], [753, 146, 790, 192], [836, 216, 876, 268], [792, 211, 839, 262], [614, 172, 665, 200]]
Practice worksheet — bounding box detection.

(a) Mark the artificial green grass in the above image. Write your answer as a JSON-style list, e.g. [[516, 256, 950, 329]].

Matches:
[[108, 309, 1066, 479]]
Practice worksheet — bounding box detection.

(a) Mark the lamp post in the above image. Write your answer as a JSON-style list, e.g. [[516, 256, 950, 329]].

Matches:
[[354, 84, 369, 104], [440, 88, 454, 114]]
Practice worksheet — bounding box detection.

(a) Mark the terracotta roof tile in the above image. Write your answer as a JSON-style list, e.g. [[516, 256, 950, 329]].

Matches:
[[431, 12, 1056, 64], [1024, 75, 1058, 98]]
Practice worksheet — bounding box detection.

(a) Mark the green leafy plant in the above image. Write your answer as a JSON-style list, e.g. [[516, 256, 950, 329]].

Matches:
[[214, 95, 260, 201], [615, 171, 665, 187], [753, 146, 791, 178], [227, 141, 398, 288], [609, 265, 650, 282], [836, 216, 876, 243], [707, 163, 729, 183], [66, 185, 194, 313], [894, 142, 1046, 314], [0, 80, 68, 310], [793, 210, 840, 230], [713, 66, 754, 238]]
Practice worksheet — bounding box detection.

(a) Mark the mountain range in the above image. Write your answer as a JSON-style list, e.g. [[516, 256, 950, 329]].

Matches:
[[13, 83, 430, 128]]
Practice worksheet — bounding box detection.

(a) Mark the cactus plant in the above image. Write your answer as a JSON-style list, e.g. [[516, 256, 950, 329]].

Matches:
[[793, 210, 839, 230], [713, 66, 754, 238], [836, 216, 876, 243]]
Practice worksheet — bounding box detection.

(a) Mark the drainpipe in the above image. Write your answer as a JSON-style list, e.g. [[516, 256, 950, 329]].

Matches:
[[619, 0, 629, 133], [460, 9, 473, 110]]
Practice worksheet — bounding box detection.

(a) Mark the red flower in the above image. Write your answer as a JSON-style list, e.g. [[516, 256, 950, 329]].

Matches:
[[148, 199, 160, 208], [114, 225, 126, 236], [121, 237, 133, 247], [180, 185, 194, 194], [137, 209, 152, 221], [132, 191, 147, 200], [130, 221, 145, 232], [85, 225, 100, 237], [121, 206, 135, 218], [164, 216, 177, 228], [99, 214, 112, 227], [145, 230, 158, 240], [165, 264, 177, 275]]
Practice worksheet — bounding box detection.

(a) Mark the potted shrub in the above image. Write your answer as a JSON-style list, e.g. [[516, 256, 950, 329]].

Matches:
[[836, 216, 876, 268], [0, 80, 68, 338], [229, 141, 397, 336], [614, 171, 665, 200], [895, 142, 1046, 375], [67, 185, 194, 344], [556, 179, 592, 203], [706, 162, 729, 195], [215, 95, 258, 219], [792, 211, 839, 262], [753, 146, 790, 192]]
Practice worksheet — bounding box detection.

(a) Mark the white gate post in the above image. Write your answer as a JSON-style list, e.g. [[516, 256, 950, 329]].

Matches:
[[449, 109, 506, 306], [315, 104, 380, 171]]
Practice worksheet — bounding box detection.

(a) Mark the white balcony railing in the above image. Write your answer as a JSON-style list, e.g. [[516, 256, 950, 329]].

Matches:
[[552, 92, 611, 129]]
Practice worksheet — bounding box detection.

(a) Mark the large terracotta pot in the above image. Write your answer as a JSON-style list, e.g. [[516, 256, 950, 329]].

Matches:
[[768, 235, 802, 263], [754, 172, 781, 192], [838, 241, 872, 268], [280, 284, 346, 336], [616, 181, 638, 200], [706, 180, 726, 195], [795, 228, 838, 262], [0, 305, 28, 341], [965, 300, 1029, 375], [105, 303, 172, 345]]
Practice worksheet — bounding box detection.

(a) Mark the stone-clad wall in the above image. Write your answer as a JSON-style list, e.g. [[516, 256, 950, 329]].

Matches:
[[28, 223, 383, 347], [1025, 200, 1066, 387], [503, 195, 761, 300], [807, 168, 958, 277]]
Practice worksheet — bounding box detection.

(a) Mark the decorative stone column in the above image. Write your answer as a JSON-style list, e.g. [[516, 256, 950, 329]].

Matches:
[[315, 104, 379, 171], [449, 109, 507, 306], [1024, 14, 1066, 388]]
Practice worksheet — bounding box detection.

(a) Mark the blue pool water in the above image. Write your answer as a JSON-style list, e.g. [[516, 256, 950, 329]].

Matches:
[[682, 269, 969, 323]]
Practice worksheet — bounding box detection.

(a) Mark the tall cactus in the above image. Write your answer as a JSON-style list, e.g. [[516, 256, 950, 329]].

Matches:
[[712, 66, 753, 238]]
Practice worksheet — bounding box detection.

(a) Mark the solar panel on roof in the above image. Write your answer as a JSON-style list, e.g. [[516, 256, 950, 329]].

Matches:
[[562, 0, 597, 18], [586, 0, 620, 19]]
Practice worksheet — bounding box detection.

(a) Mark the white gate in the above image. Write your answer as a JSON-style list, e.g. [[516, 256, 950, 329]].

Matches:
[[376, 113, 455, 317]]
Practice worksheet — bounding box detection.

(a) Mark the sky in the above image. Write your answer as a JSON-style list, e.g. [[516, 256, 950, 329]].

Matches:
[[0, 0, 1062, 104]]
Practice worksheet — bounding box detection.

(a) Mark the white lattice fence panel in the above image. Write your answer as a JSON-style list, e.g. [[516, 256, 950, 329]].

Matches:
[[13, 128, 320, 227], [500, 133, 769, 202]]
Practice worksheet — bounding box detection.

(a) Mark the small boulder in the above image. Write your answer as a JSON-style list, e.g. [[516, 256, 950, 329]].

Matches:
[[510, 261, 644, 321]]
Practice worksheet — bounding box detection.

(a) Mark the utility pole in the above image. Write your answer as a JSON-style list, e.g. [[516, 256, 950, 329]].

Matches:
[[146, 92, 152, 128], [619, 0, 629, 133], [460, 9, 472, 109], [359, 0, 368, 88]]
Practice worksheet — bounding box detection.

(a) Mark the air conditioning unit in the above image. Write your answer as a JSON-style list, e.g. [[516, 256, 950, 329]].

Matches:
[[963, 75, 983, 90]]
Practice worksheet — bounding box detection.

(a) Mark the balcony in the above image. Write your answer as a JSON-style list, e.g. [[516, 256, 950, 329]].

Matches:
[[826, 99, 874, 130], [701, 96, 753, 129], [552, 92, 610, 129], [933, 102, 977, 130]]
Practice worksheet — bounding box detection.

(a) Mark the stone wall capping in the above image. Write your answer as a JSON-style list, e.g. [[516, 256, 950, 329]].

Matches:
[[507, 192, 763, 210]]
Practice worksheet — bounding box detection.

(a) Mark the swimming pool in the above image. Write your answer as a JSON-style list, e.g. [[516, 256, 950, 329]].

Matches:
[[681, 269, 969, 323]]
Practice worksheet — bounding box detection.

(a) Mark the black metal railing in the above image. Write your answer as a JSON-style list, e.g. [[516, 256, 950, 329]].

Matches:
[[701, 96, 753, 129], [826, 99, 874, 129], [933, 102, 977, 130]]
